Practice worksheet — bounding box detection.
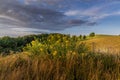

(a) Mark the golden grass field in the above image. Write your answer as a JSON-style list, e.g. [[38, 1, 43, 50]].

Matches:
[[84, 35, 120, 54], [0, 52, 120, 80]]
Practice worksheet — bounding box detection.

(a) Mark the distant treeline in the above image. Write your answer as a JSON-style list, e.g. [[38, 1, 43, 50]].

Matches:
[[0, 34, 50, 54], [0, 33, 72, 54]]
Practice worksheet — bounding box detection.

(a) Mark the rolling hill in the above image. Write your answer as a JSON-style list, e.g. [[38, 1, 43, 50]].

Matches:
[[84, 35, 120, 53]]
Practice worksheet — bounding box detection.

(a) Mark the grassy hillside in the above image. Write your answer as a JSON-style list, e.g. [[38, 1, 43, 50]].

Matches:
[[0, 52, 120, 80], [84, 35, 120, 53], [0, 34, 120, 80]]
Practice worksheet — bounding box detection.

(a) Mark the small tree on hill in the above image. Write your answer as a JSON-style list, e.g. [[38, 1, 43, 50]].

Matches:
[[83, 35, 86, 40], [79, 35, 82, 39], [89, 32, 95, 37]]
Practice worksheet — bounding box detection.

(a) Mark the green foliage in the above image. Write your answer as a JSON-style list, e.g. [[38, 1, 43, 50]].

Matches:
[[23, 39, 47, 56], [0, 33, 89, 55], [83, 35, 86, 40], [79, 35, 82, 39], [0, 33, 120, 80], [0, 34, 49, 54], [89, 32, 95, 37], [23, 34, 89, 57]]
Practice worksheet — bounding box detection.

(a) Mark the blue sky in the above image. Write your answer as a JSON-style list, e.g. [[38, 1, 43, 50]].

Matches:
[[0, 0, 120, 36]]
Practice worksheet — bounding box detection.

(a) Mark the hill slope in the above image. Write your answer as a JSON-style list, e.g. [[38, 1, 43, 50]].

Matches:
[[85, 35, 120, 53]]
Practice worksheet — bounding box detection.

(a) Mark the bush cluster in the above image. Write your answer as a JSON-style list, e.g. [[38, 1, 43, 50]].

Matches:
[[23, 33, 89, 57]]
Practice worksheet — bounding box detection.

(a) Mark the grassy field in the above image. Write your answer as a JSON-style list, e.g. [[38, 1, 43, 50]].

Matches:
[[84, 35, 120, 54], [0, 34, 120, 80], [0, 52, 120, 80]]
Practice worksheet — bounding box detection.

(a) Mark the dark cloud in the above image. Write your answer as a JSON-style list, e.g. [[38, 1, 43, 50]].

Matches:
[[0, 0, 96, 31], [87, 22, 97, 26], [67, 20, 87, 25]]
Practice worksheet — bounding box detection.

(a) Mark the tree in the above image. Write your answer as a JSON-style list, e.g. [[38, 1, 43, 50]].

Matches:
[[72, 35, 77, 41], [83, 35, 86, 40], [89, 32, 95, 37], [79, 35, 82, 39]]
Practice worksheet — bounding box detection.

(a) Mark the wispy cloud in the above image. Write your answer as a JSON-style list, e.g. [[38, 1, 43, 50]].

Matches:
[[65, 7, 102, 17], [91, 11, 120, 21], [65, 1, 120, 22]]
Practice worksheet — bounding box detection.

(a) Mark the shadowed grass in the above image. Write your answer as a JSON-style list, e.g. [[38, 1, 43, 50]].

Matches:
[[0, 52, 120, 80]]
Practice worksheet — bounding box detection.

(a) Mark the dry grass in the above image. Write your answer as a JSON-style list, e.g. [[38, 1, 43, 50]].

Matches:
[[0, 52, 120, 80], [84, 35, 120, 53]]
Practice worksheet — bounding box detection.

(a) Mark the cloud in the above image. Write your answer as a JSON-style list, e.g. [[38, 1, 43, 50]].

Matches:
[[65, 1, 120, 22], [0, 0, 95, 33], [24, 0, 62, 4], [2, 0, 120, 36], [11, 27, 50, 33], [90, 12, 120, 21], [67, 19, 87, 26], [65, 6, 102, 17], [1, 0, 120, 36]]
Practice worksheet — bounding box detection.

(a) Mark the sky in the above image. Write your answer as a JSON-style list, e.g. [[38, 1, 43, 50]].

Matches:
[[0, 0, 120, 36]]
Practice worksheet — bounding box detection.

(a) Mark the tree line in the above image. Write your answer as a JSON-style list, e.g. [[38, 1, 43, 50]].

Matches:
[[0, 32, 95, 54]]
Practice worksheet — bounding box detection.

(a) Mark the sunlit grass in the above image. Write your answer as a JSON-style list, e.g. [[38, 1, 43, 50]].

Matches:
[[84, 35, 120, 54]]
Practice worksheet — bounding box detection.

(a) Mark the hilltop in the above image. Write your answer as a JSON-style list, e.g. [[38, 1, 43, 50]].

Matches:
[[84, 35, 120, 53]]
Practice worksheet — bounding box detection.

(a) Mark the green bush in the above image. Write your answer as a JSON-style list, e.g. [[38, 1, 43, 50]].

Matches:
[[89, 32, 95, 37], [23, 40, 47, 56], [23, 36, 89, 58]]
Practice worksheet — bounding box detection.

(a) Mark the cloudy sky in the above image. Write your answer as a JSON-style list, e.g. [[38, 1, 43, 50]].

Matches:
[[0, 0, 120, 36]]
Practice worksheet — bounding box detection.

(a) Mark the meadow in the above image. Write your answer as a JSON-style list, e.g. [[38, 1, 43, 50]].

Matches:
[[85, 35, 120, 54], [0, 33, 120, 80]]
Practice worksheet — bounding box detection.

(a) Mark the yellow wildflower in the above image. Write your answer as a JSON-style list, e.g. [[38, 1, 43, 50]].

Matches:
[[48, 39, 50, 42], [72, 52, 76, 55], [40, 48, 43, 51], [31, 40, 36, 45], [81, 53, 85, 56], [50, 45, 53, 49], [53, 51, 57, 56], [69, 51, 73, 53], [65, 40, 69, 43], [56, 40, 59, 44]]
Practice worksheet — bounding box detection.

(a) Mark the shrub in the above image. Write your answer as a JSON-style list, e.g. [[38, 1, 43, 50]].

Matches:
[[23, 34, 90, 58], [83, 35, 86, 40], [89, 32, 95, 37], [23, 39, 47, 56], [79, 35, 82, 39]]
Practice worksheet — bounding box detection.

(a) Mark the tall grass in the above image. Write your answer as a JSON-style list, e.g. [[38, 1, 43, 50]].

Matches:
[[0, 34, 120, 80], [0, 52, 120, 80]]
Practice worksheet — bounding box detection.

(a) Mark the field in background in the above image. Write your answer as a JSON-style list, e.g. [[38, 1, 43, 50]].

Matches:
[[84, 35, 120, 54]]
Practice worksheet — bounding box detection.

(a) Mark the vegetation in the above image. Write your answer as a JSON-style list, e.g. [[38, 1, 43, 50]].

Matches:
[[0, 34, 49, 54], [0, 33, 89, 55], [83, 35, 87, 40], [0, 52, 120, 80], [0, 33, 120, 80], [84, 35, 120, 53], [89, 32, 95, 37]]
